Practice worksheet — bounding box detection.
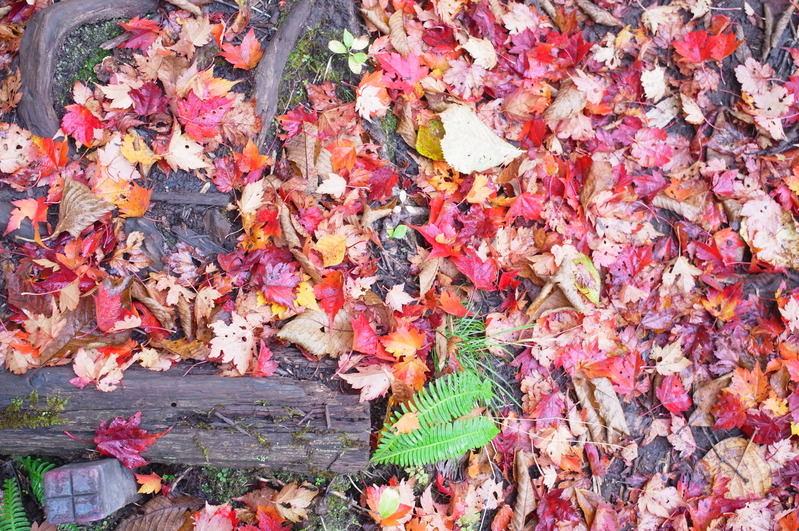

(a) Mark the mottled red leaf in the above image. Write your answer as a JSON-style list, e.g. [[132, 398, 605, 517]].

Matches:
[[351, 313, 378, 355], [656, 374, 692, 415], [92, 411, 169, 468], [451, 249, 498, 291], [62, 103, 103, 146], [314, 271, 345, 323], [506, 192, 543, 221], [260, 262, 300, 309]]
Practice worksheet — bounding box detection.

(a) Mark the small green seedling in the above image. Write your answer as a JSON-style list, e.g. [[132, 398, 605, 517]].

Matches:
[[328, 29, 370, 74], [387, 224, 408, 239]]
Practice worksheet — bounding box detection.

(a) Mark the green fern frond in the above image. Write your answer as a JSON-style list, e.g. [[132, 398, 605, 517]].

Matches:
[[0, 477, 31, 531], [372, 416, 499, 466], [17, 457, 55, 505], [392, 371, 493, 427]]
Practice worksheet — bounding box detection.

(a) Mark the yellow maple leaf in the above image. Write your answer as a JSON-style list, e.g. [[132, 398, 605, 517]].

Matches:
[[295, 281, 319, 311], [135, 472, 163, 494], [314, 234, 347, 267]]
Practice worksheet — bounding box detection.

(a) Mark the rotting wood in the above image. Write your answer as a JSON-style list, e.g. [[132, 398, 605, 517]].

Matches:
[[150, 192, 231, 207], [0, 365, 370, 473], [18, 0, 159, 137]]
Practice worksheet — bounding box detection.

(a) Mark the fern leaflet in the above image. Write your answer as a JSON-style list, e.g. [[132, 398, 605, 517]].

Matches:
[[372, 416, 499, 466], [18, 457, 55, 505], [0, 477, 31, 531]]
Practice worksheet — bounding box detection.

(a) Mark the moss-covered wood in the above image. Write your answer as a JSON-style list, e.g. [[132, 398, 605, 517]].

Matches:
[[0, 364, 370, 473]]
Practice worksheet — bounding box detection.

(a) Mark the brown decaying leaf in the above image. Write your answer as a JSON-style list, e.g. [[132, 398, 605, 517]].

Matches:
[[276, 309, 353, 357], [543, 80, 587, 121], [389, 10, 410, 57], [575, 0, 623, 27], [279, 200, 322, 283], [573, 374, 629, 445], [418, 256, 441, 297], [510, 450, 536, 531], [52, 178, 115, 238], [688, 375, 732, 427], [163, 0, 212, 17], [116, 494, 203, 531], [31, 522, 58, 531], [699, 437, 772, 498]]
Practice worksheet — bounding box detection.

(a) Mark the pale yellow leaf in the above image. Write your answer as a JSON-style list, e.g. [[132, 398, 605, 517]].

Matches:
[[314, 234, 347, 267], [439, 105, 523, 174], [164, 126, 210, 171]]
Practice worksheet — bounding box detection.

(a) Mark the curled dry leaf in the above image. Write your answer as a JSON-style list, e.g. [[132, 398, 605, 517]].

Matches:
[[116, 494, 203, 531], [573, 374, 629, 445], [388, 10, 410, 57], [543, 80, 587, 121], [52, 178, 115, 238], [576, 0, 623, 27], [510, 450, 535, 531], [699, 437, 772, 498], [688, 374, 732, 427], [439, 105, 524, 174], [276, 309, 353, 357]]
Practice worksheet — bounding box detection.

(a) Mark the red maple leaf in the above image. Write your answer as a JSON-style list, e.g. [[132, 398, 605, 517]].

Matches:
[[742, 411, 791, 445], [118, 16, 161, 51], [673, 31, 739, 63], [92, 412, 170, 468], [129, 82, 167, 116], [377, 53, 429, 92], [506, 192, 543, 221], [176, 92, 234, 141], [451, 249, 498, 291], [62, 103, 104, 146], [712, 392, 746, 430], [656, 374, 692, 415], [631, 127, 674, 168], [259, 262, 300, 309], [219, 28, 264, 70], [314, 271, 345, 323], [5, 197, 48, 236], [252, 340, 279, 377], [351, 313, 379, 355]]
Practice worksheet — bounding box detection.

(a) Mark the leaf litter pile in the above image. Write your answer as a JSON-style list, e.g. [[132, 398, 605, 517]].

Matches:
[[6, 0, 799, 529]]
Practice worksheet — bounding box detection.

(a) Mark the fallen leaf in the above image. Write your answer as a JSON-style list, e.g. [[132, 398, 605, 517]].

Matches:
[[341, 364, 393, 401], [272, 482, 317, 522], [91, 411, 170, 469], [135, 472, 163, 494], [52, 178, 115, 238], [700, 437, 772, 498], [439, 105, 523, 174]]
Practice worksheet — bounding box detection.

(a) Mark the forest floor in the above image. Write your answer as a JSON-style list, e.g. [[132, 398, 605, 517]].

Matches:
[[3, 0, 799, 530]]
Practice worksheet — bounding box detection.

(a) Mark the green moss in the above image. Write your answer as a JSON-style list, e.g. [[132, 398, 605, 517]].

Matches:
[[53, 19, 126, 110], [193, 434, 211, 463], [305, 476, 361, 530], [0, 391, 68, 430], [199, 467, 258, 502], [378, 112, 400, 160]]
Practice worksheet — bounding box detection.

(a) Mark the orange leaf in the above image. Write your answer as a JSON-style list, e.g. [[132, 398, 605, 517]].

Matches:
[[325, 138, 357, 172], [392, 411, 421, 434], [392, 356, 428, 390], [117, 184, 151, 218], [381, 325, 425, 359], [135, 472, 163, 494], [314, 234, 347, 267], [219, 27, 263, 70], [5, 197, 48, 236], [234, 138, 271, 173]]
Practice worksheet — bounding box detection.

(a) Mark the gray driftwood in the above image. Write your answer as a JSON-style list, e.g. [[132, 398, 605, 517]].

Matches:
[[0, 365, 370, 473], [18, 0, 159, 137]]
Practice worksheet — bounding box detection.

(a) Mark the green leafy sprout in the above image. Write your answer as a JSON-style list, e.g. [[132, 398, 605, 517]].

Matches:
[[328, 29, 370, 74]]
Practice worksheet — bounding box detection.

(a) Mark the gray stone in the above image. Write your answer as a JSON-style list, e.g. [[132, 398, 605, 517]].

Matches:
[[43, 459, 138, 524]]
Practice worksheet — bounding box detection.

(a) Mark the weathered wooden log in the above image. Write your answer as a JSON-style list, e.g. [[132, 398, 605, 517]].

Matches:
[[18, 0, 159, 137], [0, 365, 371, 473]]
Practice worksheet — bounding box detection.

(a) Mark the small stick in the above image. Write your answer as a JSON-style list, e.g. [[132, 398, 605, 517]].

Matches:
[[762, 4, 774, 62], [213, 410, 253, 437]]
